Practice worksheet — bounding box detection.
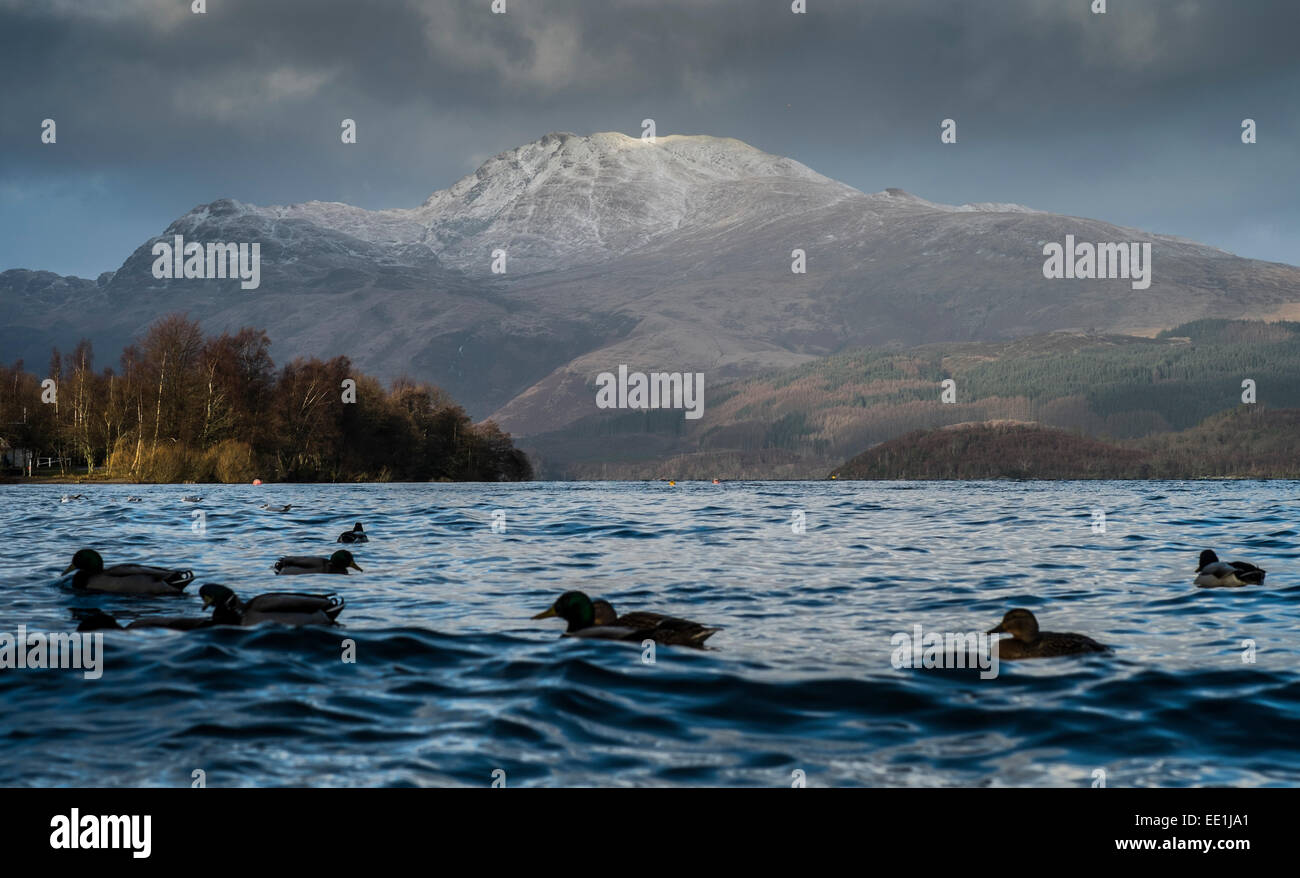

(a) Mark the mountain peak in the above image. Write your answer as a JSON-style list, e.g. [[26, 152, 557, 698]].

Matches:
[[407, 130, 856, 273], [427, 130, 840, 207]]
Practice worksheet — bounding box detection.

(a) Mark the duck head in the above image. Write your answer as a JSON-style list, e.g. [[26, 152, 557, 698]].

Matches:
[[199, 583, 243, 624], [591, 599, 618, 626], [988, 608, 1040, 644], [64, 549, 104, 576], [1197, 550, 1219, 572], [330, 550, 363, 572], [352, 523, 365, 533], [532, 590, 597, 632]]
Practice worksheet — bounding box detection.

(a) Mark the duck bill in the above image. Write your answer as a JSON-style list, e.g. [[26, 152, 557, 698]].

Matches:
[[201, 594, 214, 608], [349, 562, 363, 572], [987, 624, 1006, 635], [62, 563, 76, 575], [532, 606, 558, 620]]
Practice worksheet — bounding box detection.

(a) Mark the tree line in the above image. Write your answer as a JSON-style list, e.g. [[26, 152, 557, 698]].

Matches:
[[830, 408, 1300, 480], [0, 314, 532, 482]]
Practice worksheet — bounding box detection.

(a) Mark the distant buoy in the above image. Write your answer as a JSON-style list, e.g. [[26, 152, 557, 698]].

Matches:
[[711, 479, 720, 485], [669, 480, 676, 486], [252, 479, 263, 486]]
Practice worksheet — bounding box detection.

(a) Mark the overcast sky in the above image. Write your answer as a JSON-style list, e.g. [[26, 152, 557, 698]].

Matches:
[[2, 0, 1297, 278]]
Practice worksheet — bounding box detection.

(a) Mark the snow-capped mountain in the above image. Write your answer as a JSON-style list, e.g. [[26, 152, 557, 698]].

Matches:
[[241, 131, 860, 274], [3, 131, 1298, 444]]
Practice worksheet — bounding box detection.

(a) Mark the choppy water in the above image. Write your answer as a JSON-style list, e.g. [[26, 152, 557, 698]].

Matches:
[[1, 480, 1298, 787]]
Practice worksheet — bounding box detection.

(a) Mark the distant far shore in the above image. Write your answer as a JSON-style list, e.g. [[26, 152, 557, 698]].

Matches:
[[0, 474, 488, 485], [2, 472, 1294, 485], [829, 416, 1300, 481]]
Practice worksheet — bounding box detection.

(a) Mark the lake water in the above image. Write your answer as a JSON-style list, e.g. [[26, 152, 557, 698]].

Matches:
[[1, 480, 1298, 787]]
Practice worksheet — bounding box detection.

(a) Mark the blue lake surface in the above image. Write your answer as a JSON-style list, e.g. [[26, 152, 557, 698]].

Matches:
[[1, 480, 1298, 787]]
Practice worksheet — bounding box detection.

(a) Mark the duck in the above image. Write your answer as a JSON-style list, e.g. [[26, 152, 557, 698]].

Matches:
[[73, 607, 214, 632], [533, 590, 720, 647], [61, 549, 194, 595], [199, 583, 345, 626], [987, 609, 1108, 659], [60, 494, 84, 503], [181, 495, 203, 503], [261, 503, 293, 513], [125, 496, 143, 503], [273, 549, 362, 575], [337, 522, 368, 543], [1194, 550, 1266, 587]]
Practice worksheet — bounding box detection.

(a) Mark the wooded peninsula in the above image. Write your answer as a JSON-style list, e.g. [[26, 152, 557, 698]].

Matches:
[[0, 314, 532, 483]]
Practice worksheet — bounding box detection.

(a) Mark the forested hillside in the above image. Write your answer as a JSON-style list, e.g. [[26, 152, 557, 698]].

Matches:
[[535, 320, 1300, 479], [831, 409, 1300, 480]]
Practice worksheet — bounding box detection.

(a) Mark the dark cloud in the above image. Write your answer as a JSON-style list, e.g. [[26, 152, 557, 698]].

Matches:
[[1, 0, 1296, 277]]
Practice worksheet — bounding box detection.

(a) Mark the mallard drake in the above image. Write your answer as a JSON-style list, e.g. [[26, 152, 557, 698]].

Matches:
[[73, 607, 213, 632], [261, 503, 293, 512], [533, 590, 720, 647], [337, 522, 368, 543], [181, 495, 203, 503], [60, 494, 84, 503], [273, 549, 362, 575], [61, 549, 194, 595], [1194, 550, 1266, 587], [987, 609, 1107, 659], [199, 583, 345, 626]]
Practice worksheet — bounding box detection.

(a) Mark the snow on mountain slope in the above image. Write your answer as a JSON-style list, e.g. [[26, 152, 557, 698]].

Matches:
[[249, 132, 1066, 276], [257, 132, 859, 274]]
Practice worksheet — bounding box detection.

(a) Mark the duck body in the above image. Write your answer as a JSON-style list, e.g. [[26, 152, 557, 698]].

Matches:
[[591, 599, 719, 646], [536, 591, 720, 647], [988, 609, 1108, 660], [1194, 550, 1265, 588], [62, 549, 193, 595], [993, 631, 1109, 659], [565, 624, 656, 642], [273, 550, 361, 575], [200, 584, 345, 626], [337, 523, 368, 543]]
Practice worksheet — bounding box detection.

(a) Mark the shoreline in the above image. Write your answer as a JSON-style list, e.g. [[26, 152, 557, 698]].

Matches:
[[2, 475, 1293, 485]]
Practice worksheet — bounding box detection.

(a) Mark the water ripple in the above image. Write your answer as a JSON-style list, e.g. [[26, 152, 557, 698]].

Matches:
[[1, 480, 1297, 786]]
